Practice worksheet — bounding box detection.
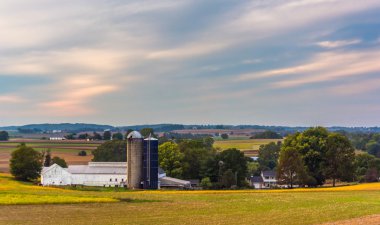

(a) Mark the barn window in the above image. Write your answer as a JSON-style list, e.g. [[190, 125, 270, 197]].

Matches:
[[115, 178, 118, 182], [121, 178, 124, 182], [110, 178, 112, 182]]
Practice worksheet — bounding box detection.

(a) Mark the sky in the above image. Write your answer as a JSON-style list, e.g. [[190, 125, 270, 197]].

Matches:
[[1, 0, 380, 127]]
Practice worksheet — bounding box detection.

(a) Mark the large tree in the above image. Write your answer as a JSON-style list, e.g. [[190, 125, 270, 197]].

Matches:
[[258, 142, 281, 170], [112, 132, 123, 140], [366, 141, 380, 158], [0, 131, 9, 141], [92, 140, 127, 162], [323, 133, 355, 186], [282, 127, 329, 186], [217, 148, 248, 187], [10, 144, 42, 181], [177, 138, 216, 180], [140, 128, 154, 138], [158, 142, 183, 178], [103, 131, 112, 140], [355, 153, 380, 182], [277, 147, 307, 188]]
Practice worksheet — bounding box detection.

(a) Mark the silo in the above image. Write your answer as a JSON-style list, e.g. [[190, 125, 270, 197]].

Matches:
[[127, 131, 143, 189], [143, 136, 159, 189]]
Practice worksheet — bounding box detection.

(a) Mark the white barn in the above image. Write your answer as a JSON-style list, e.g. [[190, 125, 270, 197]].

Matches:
[[41, 162, 191, 189], [41, 162, 127, 187]]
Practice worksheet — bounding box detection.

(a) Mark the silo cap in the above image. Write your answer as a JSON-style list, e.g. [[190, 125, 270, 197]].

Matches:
[[127, 131, 143, 139], [144, 137, 158, 141]]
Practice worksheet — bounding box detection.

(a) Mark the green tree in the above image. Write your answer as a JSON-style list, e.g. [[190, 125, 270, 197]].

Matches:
[[52, 156, 68, 168], [323, 133, 355, 186], [218, 148, 248, 187], [112, 132, 123, 140], [10, 144, 42, 181], [43, 149, 52, 167], [251, 130, 282, 139], [0, 131, 10, 141], [92, 132, 102, 140], [277, 147, 307, 188], [158, 142, 183, 178], [366, 141, 380, 158], [64, 133, 76, 140], [140, 128, 154, 138], [92, 140, 127, 162], [221, 133, 229, 139], [78, 150, 87, 156], [282, 127, 329, 186], [355, 153, 380, 182], [78, 133, 89, 140], [221, 169, 236, 189], [258, 142, 281, 170], [247, 161, 260, 176], [103, 131, 112, 140], [200, 177, 212, 189], [178, 138, 216, 180]]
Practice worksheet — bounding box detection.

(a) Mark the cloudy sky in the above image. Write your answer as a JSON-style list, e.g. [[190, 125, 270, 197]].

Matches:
[[1, 0, 380, 126]]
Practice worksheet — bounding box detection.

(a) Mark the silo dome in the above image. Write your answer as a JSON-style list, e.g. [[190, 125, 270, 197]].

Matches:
[[127, 131, 143, 139]]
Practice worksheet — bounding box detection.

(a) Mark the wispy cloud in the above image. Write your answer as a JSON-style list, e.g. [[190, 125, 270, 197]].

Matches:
[[316, 39, 361, 48], [0, 95, 25, 103], [271, 49, 380, 88]]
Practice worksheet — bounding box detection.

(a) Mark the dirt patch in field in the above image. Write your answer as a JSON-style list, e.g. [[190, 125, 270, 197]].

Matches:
[[320, 214, 380, 225]]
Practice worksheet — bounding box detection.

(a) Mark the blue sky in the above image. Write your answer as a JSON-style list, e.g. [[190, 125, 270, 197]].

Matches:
[[1, 0, 380, 126]]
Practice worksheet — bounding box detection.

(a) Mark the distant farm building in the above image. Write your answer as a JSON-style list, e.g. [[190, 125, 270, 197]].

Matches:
[[49, 137, 66, 141], [41, 131, 190, 189]]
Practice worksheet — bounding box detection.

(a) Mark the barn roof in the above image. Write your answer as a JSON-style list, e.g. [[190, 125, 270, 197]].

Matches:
[[67, 162, 127, 174]]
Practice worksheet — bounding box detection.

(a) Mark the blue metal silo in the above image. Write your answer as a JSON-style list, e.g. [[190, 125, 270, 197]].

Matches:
[[143, 136, 159, 189]]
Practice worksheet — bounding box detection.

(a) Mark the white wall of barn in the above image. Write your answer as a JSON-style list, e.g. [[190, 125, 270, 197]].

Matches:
[[41, 165, 72, 186], [70, 174, 127, 187]]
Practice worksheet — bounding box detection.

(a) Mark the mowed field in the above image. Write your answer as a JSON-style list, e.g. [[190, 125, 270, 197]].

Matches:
[[0, 174, 379, 225], [214, 139, 282, 156], [0, 140, 100, 172]]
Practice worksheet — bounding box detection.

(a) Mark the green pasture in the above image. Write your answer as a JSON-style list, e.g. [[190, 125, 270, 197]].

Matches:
[[214, 139, 282, 150], [0, 174, 379, 225]]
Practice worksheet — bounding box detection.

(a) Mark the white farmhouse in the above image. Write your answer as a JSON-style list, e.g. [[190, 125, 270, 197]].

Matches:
[[250, 170, 277, 189]]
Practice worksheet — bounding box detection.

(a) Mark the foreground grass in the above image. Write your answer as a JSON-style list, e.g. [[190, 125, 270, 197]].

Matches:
[[0, 174, 379, 225]]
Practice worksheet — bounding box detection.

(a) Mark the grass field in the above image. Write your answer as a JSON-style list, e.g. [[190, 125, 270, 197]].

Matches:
[[214, 139, 282, 156], [0, 174, 379, 225]]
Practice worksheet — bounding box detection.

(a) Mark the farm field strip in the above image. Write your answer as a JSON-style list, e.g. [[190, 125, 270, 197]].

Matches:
[[0, 174, 379, 225], [214, 139, 282, 150]]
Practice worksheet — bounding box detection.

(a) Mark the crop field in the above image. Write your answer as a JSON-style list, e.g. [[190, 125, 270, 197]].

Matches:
[[0, 174, 379, 225], [0, 140, 100, 172], [214, 139, 282, 156]]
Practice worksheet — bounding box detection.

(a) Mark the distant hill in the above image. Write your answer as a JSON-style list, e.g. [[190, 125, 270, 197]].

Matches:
[[0, 123, 379, 134], [0, 123, 114, 133]]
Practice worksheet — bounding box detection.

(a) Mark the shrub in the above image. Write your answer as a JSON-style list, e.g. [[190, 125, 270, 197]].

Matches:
[[78, 150, 87, 156]]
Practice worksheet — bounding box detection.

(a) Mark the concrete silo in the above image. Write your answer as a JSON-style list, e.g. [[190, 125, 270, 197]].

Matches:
[[127, 131, 143, 189]]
